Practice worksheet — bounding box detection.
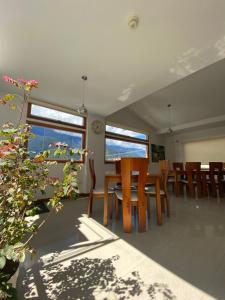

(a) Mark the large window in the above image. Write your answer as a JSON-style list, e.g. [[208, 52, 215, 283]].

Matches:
[[27, 103, 86, 162], [105, 124, 149, 162]]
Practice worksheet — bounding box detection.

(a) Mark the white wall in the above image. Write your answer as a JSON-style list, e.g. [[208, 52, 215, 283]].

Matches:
[[0, 93, 27, 126], [165, 124, 225, 163]]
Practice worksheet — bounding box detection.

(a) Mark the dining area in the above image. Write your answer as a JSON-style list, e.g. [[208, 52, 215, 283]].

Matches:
[[87, 157, 225, 234], [171, 162, 225, 199], [88, 157, 168, 233]]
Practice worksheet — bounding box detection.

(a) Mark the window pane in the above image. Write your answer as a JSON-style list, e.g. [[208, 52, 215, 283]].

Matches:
[[105, 138, 148, 161], [28, 125, 83, 160], [106, 125, 147, 140], [31, 104, 84, 126]]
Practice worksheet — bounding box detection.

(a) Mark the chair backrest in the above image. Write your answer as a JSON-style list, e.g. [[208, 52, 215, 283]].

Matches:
[[173, 162, 184, 171], [209, 162, 223, 172], [89, 158, 96, 191], [121, 158, 149, 232], [185, 162, 201, 171], [115, 160, 121, 174], [121, 157, 148, 200], [159, 160, 169, 194], [159, 160, 169, 173]]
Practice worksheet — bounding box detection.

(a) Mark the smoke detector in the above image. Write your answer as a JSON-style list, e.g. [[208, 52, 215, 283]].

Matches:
[[128, 14, 139, 29]]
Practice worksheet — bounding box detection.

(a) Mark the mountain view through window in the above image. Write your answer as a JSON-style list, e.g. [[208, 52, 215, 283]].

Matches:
[[105, 125, 149, 161]]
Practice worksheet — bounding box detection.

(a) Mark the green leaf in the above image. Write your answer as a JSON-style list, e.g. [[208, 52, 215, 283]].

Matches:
[[18, 251, 26, 263], [0, 256, 6, 269]]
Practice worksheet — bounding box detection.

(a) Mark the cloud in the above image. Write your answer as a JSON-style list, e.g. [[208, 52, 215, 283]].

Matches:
[[106, 125, 146, 140], [31, 104, 83, 125]]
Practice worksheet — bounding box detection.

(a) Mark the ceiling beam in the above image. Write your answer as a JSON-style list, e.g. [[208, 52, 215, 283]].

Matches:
[[157, 114, 225, 134]]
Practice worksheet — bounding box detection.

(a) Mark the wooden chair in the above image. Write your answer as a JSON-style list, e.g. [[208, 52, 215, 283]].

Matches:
[[183, 162, 201, 197], [114, 157, 149, 233], [173, 162, 184, 171], [145, 160, 170, 217], [173, 162, 184, 196], [207, 162, 224, 197], [87, 158, 115, 217], [223, 163, 225, 195], [159, 159, 169, 172]]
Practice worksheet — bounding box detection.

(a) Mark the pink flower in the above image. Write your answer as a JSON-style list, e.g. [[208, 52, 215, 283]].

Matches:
[[3, 75, 39, 91], [0, 143, 16, 158], [50, 142, 68, 148], [26, 80, 38, 89], [3, 76, 16, 85], [17, 78, 27, 84]]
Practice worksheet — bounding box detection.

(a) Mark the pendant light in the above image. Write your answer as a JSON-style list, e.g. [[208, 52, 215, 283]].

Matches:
[[77, 75, 88, 114], [167, 104, 173, 134]]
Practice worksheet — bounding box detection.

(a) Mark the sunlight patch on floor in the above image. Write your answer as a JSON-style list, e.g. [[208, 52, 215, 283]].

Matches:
[[20, 214, 216, 300]]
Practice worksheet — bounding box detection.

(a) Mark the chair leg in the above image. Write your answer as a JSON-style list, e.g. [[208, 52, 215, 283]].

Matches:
[[147, 195, 151, 219], [161, 196, 165, 213], [87, 193, 93, 217], [115, 196, 119, 219], [165, 195, 170, 217], [109, 194, 113, 219]]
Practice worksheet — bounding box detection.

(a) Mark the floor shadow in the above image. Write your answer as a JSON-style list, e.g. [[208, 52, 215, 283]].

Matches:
[[17, 200, 176, 299], [97, 194, 225, 299], [18, 254, 175, 300]]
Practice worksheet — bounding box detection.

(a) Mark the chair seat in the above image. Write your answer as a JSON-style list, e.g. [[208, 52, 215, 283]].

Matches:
[[168, 178, 175, 183], [115, 191, 138, 202], [93, 188, 114, 195], [113, 184, 137, 191], [180, 179, 197, 184], [144, 186, 165, 196], [207, 179, 219, 184]]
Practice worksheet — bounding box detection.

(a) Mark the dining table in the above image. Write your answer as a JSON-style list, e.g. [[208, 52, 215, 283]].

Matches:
[[104, 172, 162, 230]]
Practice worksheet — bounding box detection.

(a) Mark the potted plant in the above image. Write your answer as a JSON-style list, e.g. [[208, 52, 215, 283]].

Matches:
[[0, 76, 84, 298]]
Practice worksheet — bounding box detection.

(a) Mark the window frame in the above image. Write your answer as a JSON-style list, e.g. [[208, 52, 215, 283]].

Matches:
[[27, 103, 86, 129], [27, 103, 86, 163], [105, 124, 149, 163]]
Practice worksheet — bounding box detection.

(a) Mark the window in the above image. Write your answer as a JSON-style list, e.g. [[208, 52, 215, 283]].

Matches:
[[28, 103, 85, 127], [105, 125, 147, 140], [27, 103, 86, 162], [105, 124, 149, 162]]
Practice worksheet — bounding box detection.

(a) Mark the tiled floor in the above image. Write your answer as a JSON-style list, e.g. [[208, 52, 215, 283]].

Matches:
[[17, 193, 225, 299]]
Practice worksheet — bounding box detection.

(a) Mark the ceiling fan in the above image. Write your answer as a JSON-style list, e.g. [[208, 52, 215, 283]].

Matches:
[[75, 75, 88, 115]]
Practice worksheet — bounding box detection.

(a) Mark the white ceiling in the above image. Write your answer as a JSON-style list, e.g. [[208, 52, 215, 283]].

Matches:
[[1, 0, 225, 116], [127, 58, 225, 133]]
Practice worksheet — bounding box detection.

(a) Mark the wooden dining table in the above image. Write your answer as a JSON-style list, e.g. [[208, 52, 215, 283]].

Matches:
[[104, 172, 162, 229]]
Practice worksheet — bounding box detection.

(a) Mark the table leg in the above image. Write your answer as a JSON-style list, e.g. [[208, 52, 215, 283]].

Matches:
[[187, 173, 194, 197], [122, 189, 132, 233], [197, 173, 202, 198], [138, 191, 147, 232], [202, 173, 208, 197], [155, 178, 162, 225], [175, 172, 179, 197], [104, 178, 109, 226]]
